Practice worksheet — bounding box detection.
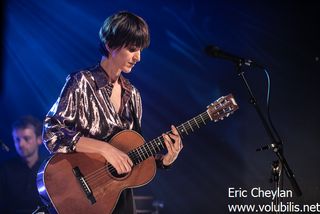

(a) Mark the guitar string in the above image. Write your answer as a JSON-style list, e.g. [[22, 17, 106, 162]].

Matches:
[[83, 137, 163, 181], [83, 112, 212, 183], [83, 126, 181, 181], [84, 137, 164, 182], [84, 132, 169, 182], [84, 111, 215, 184], [85, 104, 235, 189], [83, 117, 201, 182], [86, 101, 235, 182], [89, 177, 116, 194], [83, 113, 212, 184], [84, 134, 166, 180], [85, 136, 166, 184], [86, 137, 168, 184]]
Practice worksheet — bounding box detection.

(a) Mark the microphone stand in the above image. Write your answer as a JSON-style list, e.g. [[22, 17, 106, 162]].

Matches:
[[235, 62, 302, 213], [269, 160, 282, 214]]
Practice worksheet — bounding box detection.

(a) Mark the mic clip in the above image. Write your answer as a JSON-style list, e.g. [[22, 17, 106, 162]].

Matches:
[[256, 143, 282, 152]]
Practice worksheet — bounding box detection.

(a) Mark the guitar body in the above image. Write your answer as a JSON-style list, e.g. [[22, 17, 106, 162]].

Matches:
[[37, 130, 156, 214]]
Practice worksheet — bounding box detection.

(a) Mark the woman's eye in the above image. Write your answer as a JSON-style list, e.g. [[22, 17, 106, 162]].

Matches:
[[128, 46, 142, 52]]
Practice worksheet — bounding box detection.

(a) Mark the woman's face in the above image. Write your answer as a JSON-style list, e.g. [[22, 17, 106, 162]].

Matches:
[[108, 46, 141, 73]]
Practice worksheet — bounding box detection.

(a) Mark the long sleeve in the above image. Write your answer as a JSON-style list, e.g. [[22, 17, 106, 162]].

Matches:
[[43, 74, 82, 153]]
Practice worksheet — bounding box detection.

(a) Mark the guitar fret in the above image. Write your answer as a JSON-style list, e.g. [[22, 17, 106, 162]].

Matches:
[[142, 145, 148, 157], [150, 140, 157, 153], [205, 113, 211, 121], [140, 147, 147, 160], [142, 147, 148, 159], [130, 150, 138, 164], [155, 137, 162, 150], [187, 120, 194, 132], [133, 151, 139, 165], [136, 148, 143, 161], [178, 126, 185, 135], [194, 117, 200, 128], [145, 143, 152, 156], [159, 137, 165, 149], [155, 138, 161, 150], [135, 151, 141, 164], [200, 114, 206, 124], [144, 146, 150, 157], [182, 124, 189, 135]]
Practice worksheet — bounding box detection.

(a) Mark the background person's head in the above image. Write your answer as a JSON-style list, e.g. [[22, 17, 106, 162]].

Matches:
[[11, 115, 42, 160]]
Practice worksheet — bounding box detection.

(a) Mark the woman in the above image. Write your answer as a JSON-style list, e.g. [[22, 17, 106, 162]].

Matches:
[[43, 11, 183, 213]]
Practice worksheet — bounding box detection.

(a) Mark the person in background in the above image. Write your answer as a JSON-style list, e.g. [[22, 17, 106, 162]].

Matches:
[[0, 115, 45, 213]]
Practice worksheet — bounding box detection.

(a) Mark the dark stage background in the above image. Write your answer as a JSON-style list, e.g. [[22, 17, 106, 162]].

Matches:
[[1, 1, 319, 213]]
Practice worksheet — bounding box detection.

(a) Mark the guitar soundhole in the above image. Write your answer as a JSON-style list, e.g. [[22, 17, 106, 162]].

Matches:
[[108, 165, 129, 179]]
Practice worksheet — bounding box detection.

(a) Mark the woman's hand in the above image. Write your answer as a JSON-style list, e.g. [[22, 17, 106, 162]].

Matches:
[[162, 125, 183, 166], [76, 137, 133, 175], [101, 143, 133, 174]]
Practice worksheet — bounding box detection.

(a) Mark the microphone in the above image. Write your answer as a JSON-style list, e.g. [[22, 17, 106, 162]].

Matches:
[[0, 139, 10, 152], [205, 45, 265, 69]]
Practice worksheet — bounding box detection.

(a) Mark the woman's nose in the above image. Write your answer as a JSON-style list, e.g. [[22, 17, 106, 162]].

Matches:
[[133, 51, 140, 62]]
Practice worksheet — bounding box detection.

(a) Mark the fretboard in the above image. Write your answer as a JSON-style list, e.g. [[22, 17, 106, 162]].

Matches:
[[128, 110, 212, 166]]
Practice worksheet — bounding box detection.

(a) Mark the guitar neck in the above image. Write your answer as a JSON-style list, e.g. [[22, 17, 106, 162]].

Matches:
[[128, 110, 212, 166]]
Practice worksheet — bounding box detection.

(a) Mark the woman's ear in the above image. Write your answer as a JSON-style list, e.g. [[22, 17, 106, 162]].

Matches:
[[105, 43, 111, 53]]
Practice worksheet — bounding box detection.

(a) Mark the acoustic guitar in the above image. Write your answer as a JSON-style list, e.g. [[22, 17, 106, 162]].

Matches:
[[37, 94, 238, 213]]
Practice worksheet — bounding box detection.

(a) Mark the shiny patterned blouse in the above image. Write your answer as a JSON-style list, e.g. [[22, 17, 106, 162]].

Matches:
[[43, 64, 142, 153]]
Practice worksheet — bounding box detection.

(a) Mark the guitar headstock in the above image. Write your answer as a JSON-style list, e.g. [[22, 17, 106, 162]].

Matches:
[[207, 94, 239, 122]]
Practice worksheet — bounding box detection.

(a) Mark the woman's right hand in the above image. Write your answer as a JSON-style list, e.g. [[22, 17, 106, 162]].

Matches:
[[75, 137, 133, 174], [100, 143, 133, 174]]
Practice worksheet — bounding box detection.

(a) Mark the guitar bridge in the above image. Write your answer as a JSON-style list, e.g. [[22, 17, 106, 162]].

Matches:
[[73, 166, 96, 204]]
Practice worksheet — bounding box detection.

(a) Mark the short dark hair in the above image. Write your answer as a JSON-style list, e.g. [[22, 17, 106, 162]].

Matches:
[[99, 11, 150, 56], [12, 115, 42, 137]]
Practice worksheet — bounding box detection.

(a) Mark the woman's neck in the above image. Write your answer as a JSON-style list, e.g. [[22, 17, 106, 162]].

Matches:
[[100, 56, 121, 83]]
